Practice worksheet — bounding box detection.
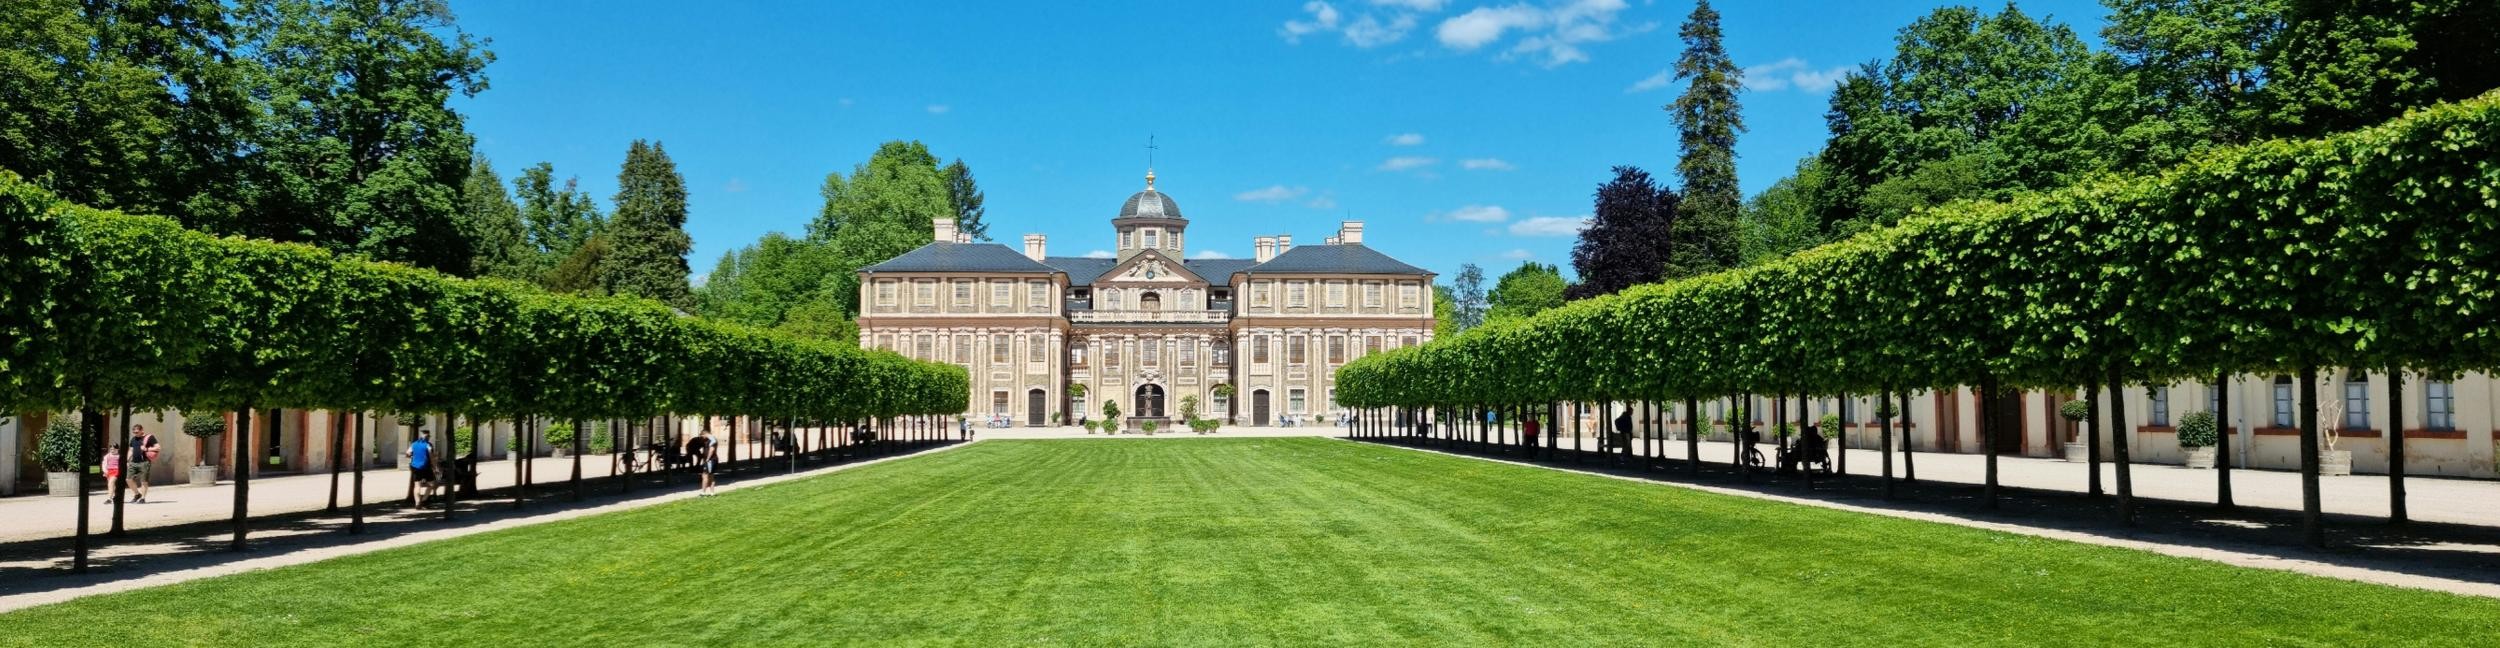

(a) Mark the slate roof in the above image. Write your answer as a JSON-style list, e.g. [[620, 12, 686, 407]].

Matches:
[[1239, 244, 1429, 276], [1041, 256, 1118, 286], [860, 242, 1058, 274], [1183, 258, 1258, 279], [1118, 189, 1183, 219]]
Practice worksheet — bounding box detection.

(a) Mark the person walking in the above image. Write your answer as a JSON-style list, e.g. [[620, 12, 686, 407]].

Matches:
[[102, 443, 124, 502], [128, 424, 160, 503], [688, 429, 719, 497], [406, 430, 436, 508]]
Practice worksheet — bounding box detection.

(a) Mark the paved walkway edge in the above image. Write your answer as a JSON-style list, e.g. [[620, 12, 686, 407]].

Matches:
[[0, 441, 977, 614], [1350, 438, 2500, 600]]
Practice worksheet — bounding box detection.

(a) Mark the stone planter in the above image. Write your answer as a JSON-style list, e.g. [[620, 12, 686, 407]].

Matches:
[[2183, 446, 2217, 469], [45, 471, 82, 498], [2063, 442, 2088, 463], [189, 464, 220, 486], [2322, 449, 2353, 476]]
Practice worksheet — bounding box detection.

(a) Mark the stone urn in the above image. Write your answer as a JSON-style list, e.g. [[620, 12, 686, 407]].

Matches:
[[46, 471, 82, 498], [2321, 449, 2353, 476], [2063, 442, 2088, 463], [2183, 446, 2217, 469], [189, 464, 220, 486]]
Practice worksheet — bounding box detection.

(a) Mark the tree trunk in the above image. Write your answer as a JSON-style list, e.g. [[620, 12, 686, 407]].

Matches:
[[1899, 392, 1916, 482], [351, 412, 365, 534], [2107, 370, 2134, 525], [326, 411, 344, 512], [1981, 380, 1999, 509], [2085, 383, 2102, 497], [2299, 366, 2324, 547], [1685, 397, 1701, 476], [231, 406, 253, 551], [2216, 373, 2234, 507], [2385, 367, 2406, 523], [113, 405, 131, 536], [1879, 388, 1895, 498]]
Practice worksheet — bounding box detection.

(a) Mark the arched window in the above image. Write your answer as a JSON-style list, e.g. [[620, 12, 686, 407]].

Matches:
[[1141, 292, 1162, 311], [1105, 288, 1122, 310]]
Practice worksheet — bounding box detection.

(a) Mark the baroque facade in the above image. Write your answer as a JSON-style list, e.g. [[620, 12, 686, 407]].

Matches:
[[854, 171, 1436, 427]]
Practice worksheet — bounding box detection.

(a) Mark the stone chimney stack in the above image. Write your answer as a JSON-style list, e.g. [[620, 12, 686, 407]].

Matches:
[[1277, 234, 1293, 254], [1324, 235, 1341, 245], [1254, 236, 1276, 263], [933, 217, 957, 243], [1337, 220, 1364, 245], [1023, 234, 1047, 261]]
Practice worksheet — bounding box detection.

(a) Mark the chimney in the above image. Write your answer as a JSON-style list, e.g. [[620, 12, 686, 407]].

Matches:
[[956, 230, 972, 244], [1277, 234, 1293, 254], [1338, 220, 1364, 245], [1254, 236, 1276, 263], [932, 217, 957, 243], [1324, 235, 1340, 245], [1023, 234, 1047, 261]]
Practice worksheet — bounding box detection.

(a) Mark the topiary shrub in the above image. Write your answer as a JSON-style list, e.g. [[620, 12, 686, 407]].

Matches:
[[589, 426, 615, 454], [38, 417, 89, 473], [2176, 410, 2219, 449], [544, 422, 576, 449], [1818, 413, 1842, 434], [1141, 420, 1159, 435], [2059, 399, 2092, 422]]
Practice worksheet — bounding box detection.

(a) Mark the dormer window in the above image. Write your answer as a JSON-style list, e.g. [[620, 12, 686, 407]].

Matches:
[[1143, 229, 1160, 250]]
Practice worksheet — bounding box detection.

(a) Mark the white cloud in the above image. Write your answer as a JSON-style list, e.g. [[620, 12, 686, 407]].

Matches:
[[1377, 156, 1438, 172], [1444, 204, 1511, 223], [1436, 0, 1639, 67], [1386, 132, 1426, 146], [925, 104, 951, 114], [1235, 185, 1310, 203], [1626, 68, 1671, 93], [1507, 215, 1589, 236], [1305, 194, 1339, 210], [1283, 1, 1423, 48], [1461, 158, 1515, 171], [1085, 250, 1114, 258], [1499, 248, 1536, 260], [1742, 57, 1852, 93], [1192, 250, 1235, 259]]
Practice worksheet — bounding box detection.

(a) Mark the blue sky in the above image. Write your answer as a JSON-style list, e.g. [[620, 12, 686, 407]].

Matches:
[[453, 0, 2111, 282]]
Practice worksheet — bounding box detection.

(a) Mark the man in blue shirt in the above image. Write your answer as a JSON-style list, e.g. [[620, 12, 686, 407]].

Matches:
[[406, 430, 436, 508]]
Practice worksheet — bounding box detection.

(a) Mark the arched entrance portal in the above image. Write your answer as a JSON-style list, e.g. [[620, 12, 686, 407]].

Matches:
[[1134, 384, 1166, 419]]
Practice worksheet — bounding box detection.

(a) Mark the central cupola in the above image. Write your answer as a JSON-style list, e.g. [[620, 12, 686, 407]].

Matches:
[[1114, 169, 1186, 261]]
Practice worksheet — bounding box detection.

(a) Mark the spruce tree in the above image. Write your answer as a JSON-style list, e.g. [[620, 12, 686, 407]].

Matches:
[[601, 140, 694, 309], [942, 158, 989, 241], [1667, 0, 1745, 279], [456, 156, 532, 280]]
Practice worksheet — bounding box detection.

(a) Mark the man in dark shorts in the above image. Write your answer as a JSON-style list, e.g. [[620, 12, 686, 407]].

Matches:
[[688, 429, 718, 497], [407, 430, 436, 507], [129, 424, 161, 503]]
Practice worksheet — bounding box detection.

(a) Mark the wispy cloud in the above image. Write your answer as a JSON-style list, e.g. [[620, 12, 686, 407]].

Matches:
[[925, 104, 951, 114], [1742, 57, 1852, 93], [1305, 194, 1339, 210], [1283, 1, 1429, 48], [1442, 204, 1511, 223], [1386, 132, 1426, 146], [1507, 215, 1588, 236], [1626, 69, 1672, 93], [1461, 158, 1515, 171], [1192, 250, 1235, 259], [1499, 248, 1536, 260], [1436, 0, 1643, 67], [1085, 250, 1114, 258], [1235, 185, 1310, 203], [1377, 156, 1438, 172]]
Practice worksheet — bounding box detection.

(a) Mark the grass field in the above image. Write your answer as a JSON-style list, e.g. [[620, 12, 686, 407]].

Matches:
[[4, 438, 2494, 646]]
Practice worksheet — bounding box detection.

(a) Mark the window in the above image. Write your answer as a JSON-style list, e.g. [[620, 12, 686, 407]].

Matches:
[[1364, 281, 1383, 307], [2329, 373, 2367, 430], [1180, 343, 1197, 366], [992, 334, 1010, 364], [1029, 334, 1045, 363], [2426, 380, 2456, 430], [1105, 341, 1120, 366], [1327, 336, 1345, 364], [1072, 343, 1088, 366], [1120, 231, 1131, 249], [1289, 388, 1307, 414], [954, 281, 973, 307], [1402, 335, 1418, 348], [1401, 283, 1420, 309], [1288, 336, 1306, 364], [1030, 282, 1049, 311], [1143, 229, 1159, 249], [2148, 387, 2169, 426], [2272, 375, 2294, 427], [1143, 338, 1160, 367], [1141, 292, 1162, 311], [1288, 282, 1308, 307], [953, 336, 971, 363], [1251, 335, 1269, 363], [1327, 281, 1347, 307], [1252, 282, 1271, 307], [1179, 289, 1195, 309], [1105, 288, 1122, 310], [915, 281, 934, 306], [875, 334, 892, 350], [915, 335, 933, 360], [1366, 335, 1382, 355], [992, 282, 1011, 307], [876, 281, 897, 306], [1212, 345, 1229, 365], [2207, 382, 2224, 419]]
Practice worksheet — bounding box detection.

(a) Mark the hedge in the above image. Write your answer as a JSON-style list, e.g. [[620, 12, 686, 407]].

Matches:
[[0, 174, 966, 422], [1338, 90, 2500, 408]]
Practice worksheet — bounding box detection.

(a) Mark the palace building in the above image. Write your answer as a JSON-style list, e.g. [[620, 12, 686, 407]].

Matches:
[[853, 170, 1437, 428]]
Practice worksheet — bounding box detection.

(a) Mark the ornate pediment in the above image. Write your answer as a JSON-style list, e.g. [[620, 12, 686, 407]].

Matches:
[[1094, 250, 1206, 286]]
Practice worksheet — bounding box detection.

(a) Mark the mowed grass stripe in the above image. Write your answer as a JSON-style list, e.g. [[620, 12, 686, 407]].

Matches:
[[2, 438, 2492, 647]]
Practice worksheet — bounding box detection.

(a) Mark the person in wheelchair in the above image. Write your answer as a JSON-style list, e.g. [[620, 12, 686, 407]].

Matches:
[[1738, 426, 1766, 468], [1777, 425, 1831, 475]]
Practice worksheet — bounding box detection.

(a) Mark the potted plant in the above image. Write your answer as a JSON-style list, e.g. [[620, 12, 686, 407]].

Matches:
[[2058, 398, 2092, 463], [545, 421, 575, 457], [1210, 383, 1237, 424], [181, 410, 227, 485], [38, 417, 89, 497], [1141, 420, 1159, 435], [1101, 400, 1121, 434], [1066, 384, 1088, 425], [2176, 410, 2219, 469]]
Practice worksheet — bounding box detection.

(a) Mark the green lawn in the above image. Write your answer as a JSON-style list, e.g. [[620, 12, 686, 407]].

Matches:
[[6, 438, 2494, 646]]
